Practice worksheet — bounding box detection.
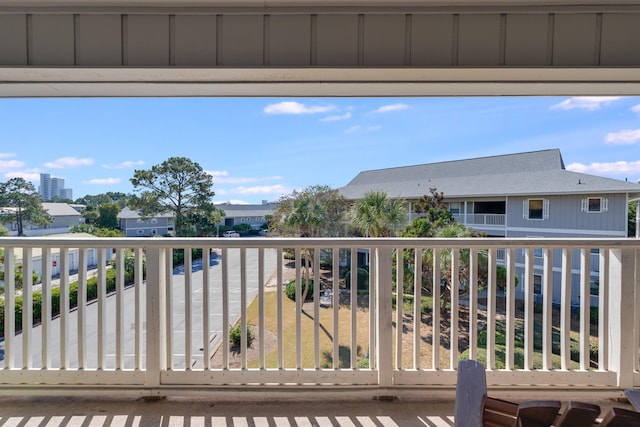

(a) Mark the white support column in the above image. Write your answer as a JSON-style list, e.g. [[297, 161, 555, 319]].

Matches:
[[608, 248, 635, 388], [376, 246, 393, 390], [145, 247, 167, 390]]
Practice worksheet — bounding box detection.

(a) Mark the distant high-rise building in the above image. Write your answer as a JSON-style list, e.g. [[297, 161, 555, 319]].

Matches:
[[39, 173, 73, 201]]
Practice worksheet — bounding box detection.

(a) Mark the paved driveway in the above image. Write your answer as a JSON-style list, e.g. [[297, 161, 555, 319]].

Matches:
[[0, 248, 277, 370]]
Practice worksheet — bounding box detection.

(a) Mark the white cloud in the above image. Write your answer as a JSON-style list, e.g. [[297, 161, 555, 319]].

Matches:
[[233, 184, 288, 195], [566, 160, 640, 175], [345, 125, 382, 134], [0, 159, 26, 171], [45, 157, 94, 169], [4, 170, 40, 181], [550, 96, 622, 111], [207, 170, 283, 185], [102, 160, 145, 169], [373, 103, 409, 113], [632, 104, 640, 114], [83, 178, 122, 185], [321, 112, 352, 122], [0, 153, 15, 159], [218, 176, 283, 185], [264, 101, 335, 115], [604, 129, 640, 145], [208, 170, 229, 178]]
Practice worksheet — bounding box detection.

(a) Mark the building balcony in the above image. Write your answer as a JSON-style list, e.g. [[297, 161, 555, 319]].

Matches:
[[0, 236, 638, 420]]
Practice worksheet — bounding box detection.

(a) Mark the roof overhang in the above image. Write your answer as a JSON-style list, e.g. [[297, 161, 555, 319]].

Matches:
[[3, 68, 640, 98]]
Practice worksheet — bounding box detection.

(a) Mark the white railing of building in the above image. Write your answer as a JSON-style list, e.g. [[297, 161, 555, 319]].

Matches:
[[0, 237, 638, 398], [452, 213, 506, 226]]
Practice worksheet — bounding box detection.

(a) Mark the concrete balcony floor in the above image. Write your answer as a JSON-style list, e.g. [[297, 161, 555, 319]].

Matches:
[[0, 395, 635, 427]]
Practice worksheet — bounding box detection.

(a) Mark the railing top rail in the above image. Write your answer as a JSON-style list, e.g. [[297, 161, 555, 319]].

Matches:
[[0, 236, 638, 250]]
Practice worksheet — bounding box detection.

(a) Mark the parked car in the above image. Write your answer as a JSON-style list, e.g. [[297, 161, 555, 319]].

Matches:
[[222, 230, 240, 238]]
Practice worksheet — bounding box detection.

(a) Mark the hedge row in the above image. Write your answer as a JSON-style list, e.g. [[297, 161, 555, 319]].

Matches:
[[0, 267, 136, 337]]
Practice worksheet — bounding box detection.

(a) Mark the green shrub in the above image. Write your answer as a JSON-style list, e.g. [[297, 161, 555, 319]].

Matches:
[[344, 267, 369, 291], [285, 279, 314, 302], [229, 323, 254, 347]]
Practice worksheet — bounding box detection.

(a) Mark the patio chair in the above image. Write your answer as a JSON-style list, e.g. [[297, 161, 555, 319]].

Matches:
[[514, 400, 561, 427], [553, 401, 601, 426], [597, 406, 640, 426], [455, 360, 562, 427]]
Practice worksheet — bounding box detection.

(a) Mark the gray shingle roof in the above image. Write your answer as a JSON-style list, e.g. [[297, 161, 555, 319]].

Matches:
[[42, 203, 82, 217], [216, 203, 278, 218], [340, 149, 640, 200]]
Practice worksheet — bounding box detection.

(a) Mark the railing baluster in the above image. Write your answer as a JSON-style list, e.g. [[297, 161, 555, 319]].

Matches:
[[41, 248, 52, 369], [432, 248, 441, 370], [3, 246, 15, 369], [561, 248, 572, 370], [350, 248, 357, 370], [468, 248, 478, 362], [202, 247, 211, 371], [77, 248, 87, 369], [450, 248, 459, 370], [60, 248, 69, 369], [185, 248, 193, 370], [369, 247, 376, 370], [97, 248, 106, 369], [506, 248, 516, 371], [240, 247, 247, 369], [221, 247, 229, 370], [295, 247, 302, 370], [258, 247, 265, 370], [413, 247, 422, 370], [395, 248, 403, 370], [332, 247, 339, 369], [524, 247, 534, 370], [135, 248, 143, 371], [165, 247, 174, 370], [116, 248, 125, 370], [580, 248, 590, 370], [598, 249, 609, 371], [313, 248, 320, 369], [542, 248, 553, 371], [276, 247, 284, 370], [22, 248, 33, 369], [486, 248, 496, 371]]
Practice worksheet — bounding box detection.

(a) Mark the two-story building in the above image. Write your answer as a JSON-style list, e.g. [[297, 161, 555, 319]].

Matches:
[[340, 149, 640, 306], [117, 207, 174, 237], [2, 202, 83, 236], [216, 201, 278, 231]]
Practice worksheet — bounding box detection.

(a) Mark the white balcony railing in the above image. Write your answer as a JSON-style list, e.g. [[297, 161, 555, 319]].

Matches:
[[453, 213, 506, 226], [0, 237, 638, 398]]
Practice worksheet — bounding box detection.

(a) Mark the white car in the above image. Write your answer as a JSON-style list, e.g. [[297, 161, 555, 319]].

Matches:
[[223, 230, 240, 238]]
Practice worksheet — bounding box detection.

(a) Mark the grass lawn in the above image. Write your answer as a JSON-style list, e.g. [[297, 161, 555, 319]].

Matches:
[[243, 290, 595, 371], [246, 290, 371, 369]]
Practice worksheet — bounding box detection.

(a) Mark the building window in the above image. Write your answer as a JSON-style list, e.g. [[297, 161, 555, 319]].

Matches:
[[151, 218, 157, 224], [523, 199, 549, 220], [534, 274, 542, 295], [582, 197, 608, 213], [137, 229, 144, 235], [152, 229, 157, 235], [449, 202, 461, 214], [534, 248, 543, 258]]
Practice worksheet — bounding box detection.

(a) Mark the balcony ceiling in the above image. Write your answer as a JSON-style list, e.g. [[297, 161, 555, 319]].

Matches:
[[1, 0, 640, 97]]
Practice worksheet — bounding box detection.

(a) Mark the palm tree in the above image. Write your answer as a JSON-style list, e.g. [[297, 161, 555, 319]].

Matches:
[[349, 191, 408, 237], [281, 194, 327, 303]]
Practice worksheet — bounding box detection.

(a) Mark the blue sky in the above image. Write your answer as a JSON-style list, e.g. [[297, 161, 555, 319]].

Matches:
[[1, 96, 639, 205]]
